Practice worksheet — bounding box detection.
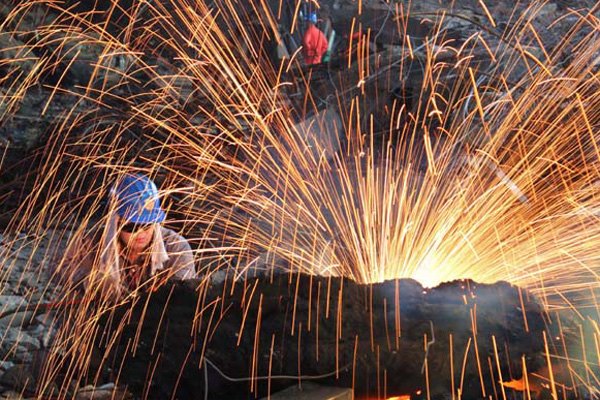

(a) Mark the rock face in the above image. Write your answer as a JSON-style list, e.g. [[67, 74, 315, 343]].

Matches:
[[62, 275, 575, 399], [0, 0, 597, 218], [0, 231, 68, 399]]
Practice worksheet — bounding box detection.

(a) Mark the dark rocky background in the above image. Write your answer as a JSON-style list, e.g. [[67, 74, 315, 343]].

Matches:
[[0, 0, 597, 226]]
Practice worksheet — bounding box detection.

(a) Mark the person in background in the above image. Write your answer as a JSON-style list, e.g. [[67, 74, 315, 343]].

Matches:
[[59, 173, 196, 300], [301, 11, 328, 65]]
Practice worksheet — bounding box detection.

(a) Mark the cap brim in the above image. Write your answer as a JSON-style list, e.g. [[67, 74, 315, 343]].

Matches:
[[123, 208, 166, 224]]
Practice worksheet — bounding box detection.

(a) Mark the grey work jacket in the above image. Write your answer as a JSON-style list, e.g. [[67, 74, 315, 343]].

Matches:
[[59, 225, 196, 296]]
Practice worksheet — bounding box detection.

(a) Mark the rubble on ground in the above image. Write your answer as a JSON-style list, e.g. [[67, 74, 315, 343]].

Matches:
[[48, 274, 580, 399], [0, 231, 64, 399]]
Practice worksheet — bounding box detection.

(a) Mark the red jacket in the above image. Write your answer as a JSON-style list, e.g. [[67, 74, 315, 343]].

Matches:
[[302, 24, 328, 65]]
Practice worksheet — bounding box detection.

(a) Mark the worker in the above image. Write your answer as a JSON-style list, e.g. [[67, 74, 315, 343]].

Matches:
[[58, 173, 196, 300], [301, 11, 328, 65], [29, 173, 197, 396]]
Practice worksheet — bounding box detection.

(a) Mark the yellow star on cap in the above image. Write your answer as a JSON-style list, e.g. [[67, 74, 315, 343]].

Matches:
[[144, 197, 156, 211]]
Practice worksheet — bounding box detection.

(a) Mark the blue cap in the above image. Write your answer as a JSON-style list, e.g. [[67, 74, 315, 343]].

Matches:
[[306, 12, 317, 24], [114, 174, 166, 223]]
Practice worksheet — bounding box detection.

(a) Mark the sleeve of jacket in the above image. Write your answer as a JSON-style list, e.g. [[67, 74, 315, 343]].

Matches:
[[164, 230, 197, 280], [52, 231, 93, 290], [302, 29, 314, 54], [53, 230, 121, 297]]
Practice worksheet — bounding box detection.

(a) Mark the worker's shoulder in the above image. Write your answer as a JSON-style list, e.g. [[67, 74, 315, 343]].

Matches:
[[160, 226, 191, 252], [305, 24, 319, 33], [61, 223, 106, 261]]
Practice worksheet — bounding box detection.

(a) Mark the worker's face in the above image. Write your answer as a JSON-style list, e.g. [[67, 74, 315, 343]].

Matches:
[[119, 219, 156, 252]]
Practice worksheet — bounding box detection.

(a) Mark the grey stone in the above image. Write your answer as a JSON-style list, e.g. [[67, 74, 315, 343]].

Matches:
[[443, 9, 476, 30], [0, 365, 35, 394], [0, 296, 25, 310], [25, 321, 56, 349], [75, 383, 131, 400], [13, 249, 33, 262], [40, 326, 57, 348], [0, 327, 40, 359], [260, 383, 352, 400], [538, 2, 558, 18], [0, 362, 14, 372], [34, 312, 56, 327], [25, 324, 46, 340], [210, 269, 228, 284], [0, 312, 36, 329]]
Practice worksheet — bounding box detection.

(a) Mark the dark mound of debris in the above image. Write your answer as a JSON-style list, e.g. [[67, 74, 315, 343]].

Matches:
[[79, 273, 576, 399]]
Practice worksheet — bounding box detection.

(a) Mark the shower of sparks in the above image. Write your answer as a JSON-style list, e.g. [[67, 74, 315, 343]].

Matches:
[[0, 0, 599, 398]]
